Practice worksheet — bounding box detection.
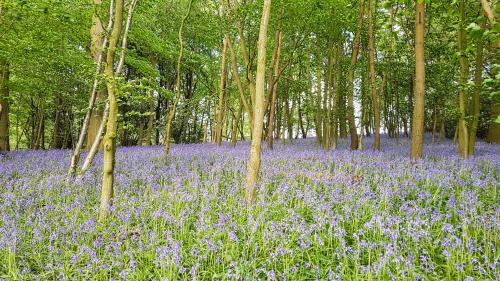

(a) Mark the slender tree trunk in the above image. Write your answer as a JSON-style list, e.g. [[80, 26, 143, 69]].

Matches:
[[68, 0, 114, 176], [410, 0, 426, 161], [227, 37, 253, 128], [457, 0, 469, 158], [286, 86, 294, 143], [144, 94, 156, 146], [88, 0, 111, 148], [297, 93, 307, 139], [368, 0, 380, 150], [323, 45, 334, 150], [331, 43, 341, 149], [245, 0, 271, 205], [0, 61, 9, 151], [99, 0, 124, 220], [231, 102, 243, 147], [432, 106, 437, 143], [468, 16, 485, 155], [51, 95, 63, 149], [215, 36, 228, 146], [34, 101, 45, 150], [347, 0, 365, 150], [267, 30, 282, 149], [80, 0, 136, 177], [164, 0, 193, 155], [81, 102, 109, 174], [315, 39, 323, 144], [439, 120, 445, 143]]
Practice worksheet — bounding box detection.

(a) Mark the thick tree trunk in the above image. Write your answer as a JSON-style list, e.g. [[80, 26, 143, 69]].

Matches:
[[99, 0, 124, 220], [0, 61, 9, 151], [410, 1, 425, 161], [368, 0, 380, 150], [457, 1, 469, 158], [347, 0, 365, 150], [245, 0, 271, 205]]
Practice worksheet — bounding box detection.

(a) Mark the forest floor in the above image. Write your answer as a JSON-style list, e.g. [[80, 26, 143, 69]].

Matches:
[[0, 137, 499, 280]]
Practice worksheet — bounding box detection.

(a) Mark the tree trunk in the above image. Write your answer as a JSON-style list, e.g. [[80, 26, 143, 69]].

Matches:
[[231, 102, 243, 147], [51, 95, 63, 149], [468, 16, 485, 155], [245, 0, 271, 205], [315, 39, 323, 144], [331, 43, 341, 149], [69, 0, 114, 176], [80, 102, 109, 175], [410, 1, 426, 162], [0, 61, 9, 151], [266, 30, 282, 149], [480, 0, 496, 24], [368, 0, 380, 150], [215, 36, 228, 146], [347, 0, 365, 150], [227, 37, 253, 129], [88, 0, 109, 148], [144, 94, 156, 146], [457, 0, 469, 158], [164, 0, 193, 155], [99, 0, 124, 220]]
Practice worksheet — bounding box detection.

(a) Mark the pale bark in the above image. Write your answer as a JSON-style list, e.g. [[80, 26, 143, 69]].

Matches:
[[88, 0, 108, 148], [69, 0, 114, 177], [81, 102, 109, 175], [77, 0, 137, 177], [245, 0, 271, 205], [480, 0, 496, 24]]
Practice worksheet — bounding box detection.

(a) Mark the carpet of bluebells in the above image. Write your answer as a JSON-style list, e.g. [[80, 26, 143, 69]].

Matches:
[[0, 137, 499, 280]]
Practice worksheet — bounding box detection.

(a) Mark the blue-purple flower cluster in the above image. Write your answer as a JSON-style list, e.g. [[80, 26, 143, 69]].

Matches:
[[0, 137, 498, 280]]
